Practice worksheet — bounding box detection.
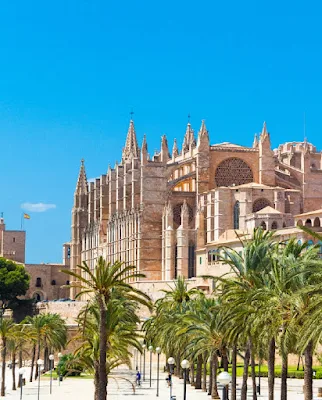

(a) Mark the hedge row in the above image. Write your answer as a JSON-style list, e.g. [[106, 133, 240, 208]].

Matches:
[[255, 370, 322, 379]]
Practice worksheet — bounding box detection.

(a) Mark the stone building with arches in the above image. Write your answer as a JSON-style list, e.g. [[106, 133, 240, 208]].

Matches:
[[70, 119, 322, 299]]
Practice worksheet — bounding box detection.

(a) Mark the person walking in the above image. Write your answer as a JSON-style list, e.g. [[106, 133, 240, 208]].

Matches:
[[136, 370, 141, 386]]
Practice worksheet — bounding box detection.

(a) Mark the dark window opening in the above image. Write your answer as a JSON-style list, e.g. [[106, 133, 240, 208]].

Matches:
[[36, 277, 42, 288], [233, 201, 240, 230], [174, 245, 178, 279], [66, 280, 70, 285], [13, 237, 15, 243], [271, 221, 278, 230], [51, 280, 56, 286], [188, 243, 195, 278]]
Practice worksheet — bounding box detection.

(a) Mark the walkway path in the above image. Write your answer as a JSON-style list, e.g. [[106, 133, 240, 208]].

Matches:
[[3, 366, 322, 399]]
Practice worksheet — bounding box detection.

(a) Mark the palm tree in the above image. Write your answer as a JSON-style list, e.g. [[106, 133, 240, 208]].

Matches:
[[24, 313, 67, 380], [62, 257, 152, 400], [8, 323, 29, 390], [0, 318, 14, 396], [216, 228, 276, 400]]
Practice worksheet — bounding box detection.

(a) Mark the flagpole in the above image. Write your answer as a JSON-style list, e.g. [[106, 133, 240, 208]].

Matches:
[[21, 213, 24, 231]]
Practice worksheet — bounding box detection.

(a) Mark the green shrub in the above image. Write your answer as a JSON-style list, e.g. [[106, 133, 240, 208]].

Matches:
[[57, 354, 83, 377]]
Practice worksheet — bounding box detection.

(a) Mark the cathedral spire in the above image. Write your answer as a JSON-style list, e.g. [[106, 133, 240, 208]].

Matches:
[[182, 122, 195, 153], [141, 134, 148, 165], [261, 121, 269, 140], [122, 120, 140, 162], [75, 159, 88, 195], [172, 138, 179, 158], [161, 135, 170, 162], [253, 133, 259, 148], [141, 134, 148, 152], [197, 120, 209, 149]]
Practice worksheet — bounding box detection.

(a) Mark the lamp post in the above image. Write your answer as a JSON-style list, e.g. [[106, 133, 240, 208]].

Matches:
[[181, 359, 190, 400], [18, 367, 25, 400], [58, 353, 62, 386], [49, 354, 54, 394], [217, 371, 231, 400], [149, 345, 153, 388], [37, 359, 44, 400], [142, 345, 146, 381], [168, 357, 175, 400], [156, 347, 161, 397]]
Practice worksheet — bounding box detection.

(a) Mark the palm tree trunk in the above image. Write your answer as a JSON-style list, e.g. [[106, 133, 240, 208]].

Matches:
[[268, 338, 275, 400], [19, 349, 22, 369], [208, 357, 213, 395], [12, 350, 16, 390], [98, 297, 108, 400], [222, 346, 229, 371], [304, 340, 313, 400], [211, 353, 220, 399], [44, 346, 49, 372], [35, 340, 41, 380], [175, 355, 180, 377], [30, 343, 36, 382], [191, 361, 195, 386], [281, 351, 288, 400], [231, 344, 237, 400], [94, 361, 100, 400], [250, 342, 257, 400], [241, 342, 251, 400], [202, 354, 207, 391], [18, 349, 23, 388], [195, 354, 202, 389], [1, 337, 7, 397]]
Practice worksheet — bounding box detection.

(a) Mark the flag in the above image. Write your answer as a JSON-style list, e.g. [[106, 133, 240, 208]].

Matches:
[[23, 213, 30, 219]]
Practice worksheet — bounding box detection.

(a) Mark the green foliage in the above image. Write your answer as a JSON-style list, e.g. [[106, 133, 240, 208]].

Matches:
[[9, 298, 35, 322], [0, 258, 30, 309], [57, 354, 83, 377]]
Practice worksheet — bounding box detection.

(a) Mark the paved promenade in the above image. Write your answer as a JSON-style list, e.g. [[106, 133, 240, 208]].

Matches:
[[3, 366, 322, 399]]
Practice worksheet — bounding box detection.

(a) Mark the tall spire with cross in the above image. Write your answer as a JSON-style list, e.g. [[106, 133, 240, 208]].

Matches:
[[122, 115, 140, 162], [182, 114, 195, 153], [75, 159, 88, 196]]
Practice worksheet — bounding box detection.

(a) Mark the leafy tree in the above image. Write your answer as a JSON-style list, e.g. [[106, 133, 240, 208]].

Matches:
[[0, 258, 30, 311]]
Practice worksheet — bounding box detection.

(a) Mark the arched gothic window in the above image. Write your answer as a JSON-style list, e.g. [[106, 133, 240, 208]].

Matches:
[[233, 201, 240, 229], [173, 203, 194, 227], [253, 198, 272, 213], [271, 221, 278, 230], [260, 221, 267, 230], [215, 158, 253, 187], [314, 217, 321, 227]]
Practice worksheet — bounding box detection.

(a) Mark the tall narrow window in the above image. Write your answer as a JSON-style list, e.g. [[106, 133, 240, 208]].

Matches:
[[36, 277, 42, 288], [233, 201, 240, 229], [174, 244, 178, 279], [188, 242, 195, 278]]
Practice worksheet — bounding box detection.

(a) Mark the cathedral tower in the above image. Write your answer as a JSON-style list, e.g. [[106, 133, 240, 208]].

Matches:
[[70, 159, 88, 299]]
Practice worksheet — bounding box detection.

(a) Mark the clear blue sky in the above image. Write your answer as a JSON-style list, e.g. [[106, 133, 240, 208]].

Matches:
[[1, 0, 322, 263]]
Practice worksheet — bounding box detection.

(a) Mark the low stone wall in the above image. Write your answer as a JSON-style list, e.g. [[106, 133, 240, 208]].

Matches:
[[37, 301, 87, 324]]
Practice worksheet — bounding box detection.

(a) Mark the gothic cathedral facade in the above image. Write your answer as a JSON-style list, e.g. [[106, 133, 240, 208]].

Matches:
[[70, 120, 322, 298]]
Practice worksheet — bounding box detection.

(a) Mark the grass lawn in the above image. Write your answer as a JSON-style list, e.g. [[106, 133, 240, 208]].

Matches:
[[221, 364, 322, 379], [43, 371, 94, 379]]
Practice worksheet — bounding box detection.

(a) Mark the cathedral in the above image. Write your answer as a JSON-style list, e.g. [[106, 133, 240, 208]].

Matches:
[[70, 119, 322, 298]]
